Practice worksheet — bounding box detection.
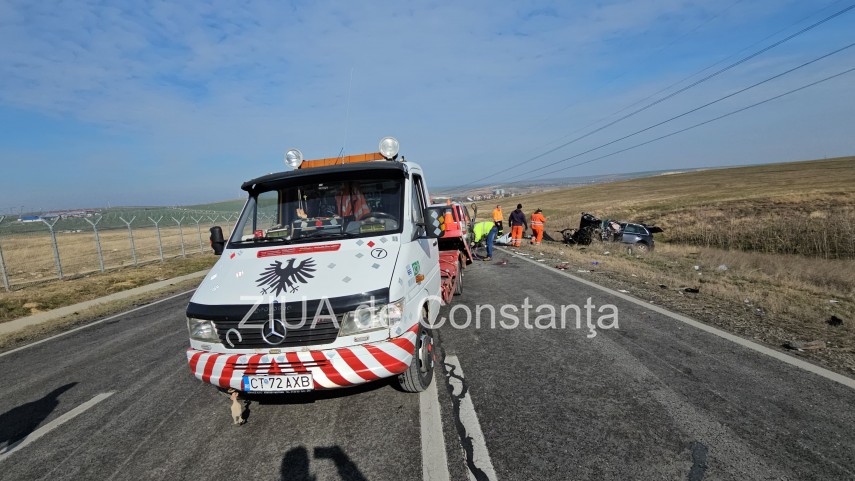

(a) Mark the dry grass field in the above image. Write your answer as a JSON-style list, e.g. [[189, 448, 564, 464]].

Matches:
[[492, 156, 855, 258], [0, 255, 216, 323], [482, 156, 855, 374]]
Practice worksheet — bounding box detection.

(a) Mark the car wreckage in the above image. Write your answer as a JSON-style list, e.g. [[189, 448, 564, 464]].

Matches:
[[559, 212, 663, 252]]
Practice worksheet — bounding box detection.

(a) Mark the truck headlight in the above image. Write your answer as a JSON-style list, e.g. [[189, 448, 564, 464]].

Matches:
[[187, 317, 220, 343], [340, 299, 404, 337]]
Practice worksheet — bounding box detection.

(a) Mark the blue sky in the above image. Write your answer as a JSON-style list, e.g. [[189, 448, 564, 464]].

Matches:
[[1, 0, 853, 211]]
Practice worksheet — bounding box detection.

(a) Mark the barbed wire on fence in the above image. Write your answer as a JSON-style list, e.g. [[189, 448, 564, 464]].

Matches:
[[149, 216, 164, 261], [119, 216, 138, 266], [0, 209, 240, 289], [83, 215, 105, 272], [191, 216, 205, 253], [39, 217, 63, 280], [0, 216, 9, 291], [172, 216, 186, 258]]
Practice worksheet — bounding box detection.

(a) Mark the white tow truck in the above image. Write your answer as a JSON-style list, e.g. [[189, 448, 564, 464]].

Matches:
[[185, 137, 450, 403]]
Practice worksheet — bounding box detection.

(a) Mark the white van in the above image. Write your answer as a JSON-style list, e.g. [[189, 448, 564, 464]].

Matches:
[[185, 138, 446, 395]]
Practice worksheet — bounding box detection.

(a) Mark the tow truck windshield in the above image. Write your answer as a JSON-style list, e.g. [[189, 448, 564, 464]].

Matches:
[[230, 176, 404, 246]]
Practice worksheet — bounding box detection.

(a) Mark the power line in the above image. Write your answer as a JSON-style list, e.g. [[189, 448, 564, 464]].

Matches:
[[542, 0, 846, 148], [510, 66, 855, 184], [501, 41, 855, 181], [530, 0, 746, 137], [458, 2, 855, 188], [590, 0, 746, 99]]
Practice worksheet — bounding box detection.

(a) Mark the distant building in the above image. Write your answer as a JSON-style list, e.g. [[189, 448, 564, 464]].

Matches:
[[19, 215, 40, 223]]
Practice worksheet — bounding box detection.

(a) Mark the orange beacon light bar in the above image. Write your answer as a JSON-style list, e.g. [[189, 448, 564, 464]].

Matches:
[[299, 152, 386, 169], [285, 136, 401, 170]]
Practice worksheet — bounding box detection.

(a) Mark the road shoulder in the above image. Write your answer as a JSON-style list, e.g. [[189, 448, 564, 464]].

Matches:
[[0, 271, 206, 353]]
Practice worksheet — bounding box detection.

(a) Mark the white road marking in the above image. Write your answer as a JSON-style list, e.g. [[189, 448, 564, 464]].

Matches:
[[0, 289, 196, 359], [0, 392, 115, 462], [445, 355, 497, 481], [507, 249, 855, 390], [104, 390, 196, 481], [420, 372, 451, 481]]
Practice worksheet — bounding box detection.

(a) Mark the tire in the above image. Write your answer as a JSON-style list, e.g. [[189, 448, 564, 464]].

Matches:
[[454, 260, 463, 296], [633, 242, 649, 254], [398, 314, 435, 393]]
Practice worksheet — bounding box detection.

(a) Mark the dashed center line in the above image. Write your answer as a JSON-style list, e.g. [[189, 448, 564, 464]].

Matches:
[[0, 392, 115, 463]]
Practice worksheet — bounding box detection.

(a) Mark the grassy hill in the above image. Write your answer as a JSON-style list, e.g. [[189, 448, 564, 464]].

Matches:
[[487, 156, 855, 258]]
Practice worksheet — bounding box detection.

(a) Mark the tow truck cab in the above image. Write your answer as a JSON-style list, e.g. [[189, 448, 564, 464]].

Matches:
[[186, 138, 445, 394]]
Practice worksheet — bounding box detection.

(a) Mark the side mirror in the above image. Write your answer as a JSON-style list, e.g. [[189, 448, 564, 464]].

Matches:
[[210, 226, 226, 255], [422, 206, 447, 239]]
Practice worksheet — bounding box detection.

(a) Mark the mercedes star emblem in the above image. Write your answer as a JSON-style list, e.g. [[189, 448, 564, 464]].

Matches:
[[261, 318, 288, 345]]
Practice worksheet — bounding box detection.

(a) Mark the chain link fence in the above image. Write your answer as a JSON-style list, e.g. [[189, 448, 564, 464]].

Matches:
[[0, 209, 239, 291]]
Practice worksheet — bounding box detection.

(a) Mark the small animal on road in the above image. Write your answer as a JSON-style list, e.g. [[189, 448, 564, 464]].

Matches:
[[229, 390, 244, 425]]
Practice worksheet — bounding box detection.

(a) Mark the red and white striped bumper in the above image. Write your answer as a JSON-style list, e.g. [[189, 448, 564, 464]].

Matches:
[[186, 325, 417, 391]]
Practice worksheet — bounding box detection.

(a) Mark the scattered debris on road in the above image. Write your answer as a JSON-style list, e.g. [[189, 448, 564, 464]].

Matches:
[[827, 315, 843, 327], [783, 340, 827, 351], [683, 287, 700, 294]]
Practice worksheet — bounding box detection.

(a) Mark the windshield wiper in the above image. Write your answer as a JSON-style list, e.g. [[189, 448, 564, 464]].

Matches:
[[231, 236, 292, 244], [299, 231, 355, 240]]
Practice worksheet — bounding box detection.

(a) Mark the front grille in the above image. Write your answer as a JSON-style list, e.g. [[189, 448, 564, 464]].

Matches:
[[227, 357, 330, 371], [214, 317, 340, 349]]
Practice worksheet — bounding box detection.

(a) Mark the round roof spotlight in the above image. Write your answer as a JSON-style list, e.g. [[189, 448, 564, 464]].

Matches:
[[379, 136, 400, 160], [284, 149, 303, 169]]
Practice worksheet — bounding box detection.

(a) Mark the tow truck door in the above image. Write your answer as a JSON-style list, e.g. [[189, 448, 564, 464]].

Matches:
[[406, 173, 441, 307]]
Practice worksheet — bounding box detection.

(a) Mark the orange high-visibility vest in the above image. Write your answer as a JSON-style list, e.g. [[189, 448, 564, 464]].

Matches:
[[492, 208, 503, 222], [531, 212, 546, 227], [336, 184, 371, 218]]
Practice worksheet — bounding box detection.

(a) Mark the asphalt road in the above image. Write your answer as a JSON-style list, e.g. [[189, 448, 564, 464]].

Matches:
[[1, 249, 854, 480]]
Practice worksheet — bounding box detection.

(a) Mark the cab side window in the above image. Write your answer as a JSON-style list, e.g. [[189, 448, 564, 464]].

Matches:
[[411, 175, 427, 230]]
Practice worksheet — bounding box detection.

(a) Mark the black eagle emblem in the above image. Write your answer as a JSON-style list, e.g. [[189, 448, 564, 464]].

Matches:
[[256, 258, 317, 295]]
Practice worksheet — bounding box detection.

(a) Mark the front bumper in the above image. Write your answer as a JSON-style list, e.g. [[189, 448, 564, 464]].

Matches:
[[186, 324, 417, 391]]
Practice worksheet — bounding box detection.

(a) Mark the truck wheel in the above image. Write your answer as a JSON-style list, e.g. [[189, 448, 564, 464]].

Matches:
[[398, 317, 434, 393], [454, 260, 463, 296]]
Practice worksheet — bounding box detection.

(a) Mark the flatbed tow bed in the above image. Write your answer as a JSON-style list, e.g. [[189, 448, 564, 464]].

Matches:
[[432, 201, 474, 304]]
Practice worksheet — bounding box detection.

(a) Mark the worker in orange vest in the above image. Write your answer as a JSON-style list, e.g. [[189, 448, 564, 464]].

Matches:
[[508, 204, 527, 247], [492, 205, 503, 235], [530, 208, 546, 245]]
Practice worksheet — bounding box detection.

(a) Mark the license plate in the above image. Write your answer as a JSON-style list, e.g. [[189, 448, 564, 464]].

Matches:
[[242, 374, 313, 392]]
